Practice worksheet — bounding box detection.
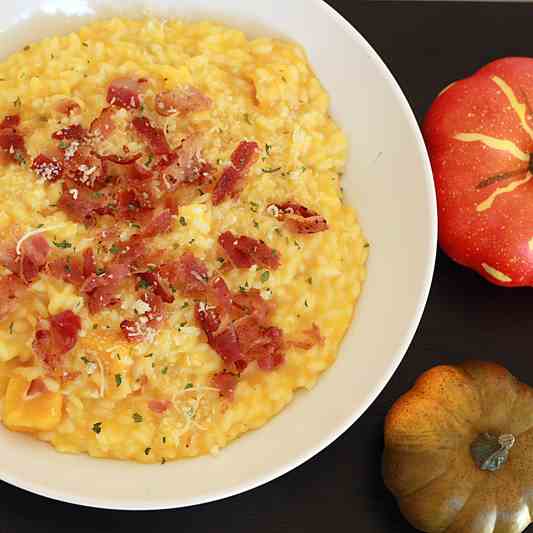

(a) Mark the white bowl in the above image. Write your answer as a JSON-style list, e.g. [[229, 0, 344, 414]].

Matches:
[[0, 0, 436, 509]]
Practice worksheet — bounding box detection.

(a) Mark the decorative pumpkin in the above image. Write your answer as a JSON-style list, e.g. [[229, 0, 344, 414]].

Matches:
[[424, 58, 533, 287], [383, 361, 533, 533]]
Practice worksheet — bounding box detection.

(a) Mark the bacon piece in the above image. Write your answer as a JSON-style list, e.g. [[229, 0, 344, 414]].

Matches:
[[235, 319, 284, 369], [231, 141, 260, 173], [113, 235, 146, 267], [0, 129, 26, 164], [33, 310, 82, 369], [0, 274, 25, 320], [0, 115, 20, 129], [26, 378, 48, 399], [148, 399, 172, 414], [63, 144, 106, 189], [116, 187, 154, 220], [56, 99, 81, 116], [97, 152, 142, 165], [52, 124, 86, 141], [212, 141, 259, 205], [160, 252, 209, 295], [218, 231, 279, 270], [31, 154, 63, 182], [19, 234, 49, 284], [209, 275, 232, 313], [82, 263, 129, 314], [48, 256, 84, 286], [58, 181, 113, 225], [107, 78, 147, 109], [138, 271, 174, 304], [132, 116, 171, 155], [288, 323, 324, 350], [212, 372, 238, 400], [143, 291, 165, 326], [141, 209, 172, 238], [270, 202, 328, 234], [120, 319, 145, 342], [232, 289, 272, 323], [155, 86, 212, 117], [83, 248, 96, 278], [89, 106, 116, 140]]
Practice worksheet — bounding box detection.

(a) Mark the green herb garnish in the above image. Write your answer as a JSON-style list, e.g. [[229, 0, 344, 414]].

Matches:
[[260, 271, 270, 283], [144, 447, 151, 455], [265, 144, 272, 156], [138, 278, 151, 289], [132, 412, 143, 423], [261, 167, 282, 174], [161, 367, 168, 375], [184, 383, 193, 390], [250, 201, 259, 213], [115, 374, 122, 387], [179, 216, 187, 226], [53, 239, 72, 249], [109, 244, 121, 254], [9, 322, 14, 335], [92, 422, 102, 434]]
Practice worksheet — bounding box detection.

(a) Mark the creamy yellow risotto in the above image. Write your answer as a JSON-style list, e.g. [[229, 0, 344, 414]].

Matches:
[[0, 17, 367, 462]]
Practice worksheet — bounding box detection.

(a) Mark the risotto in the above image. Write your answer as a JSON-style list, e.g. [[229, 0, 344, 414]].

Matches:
[[0, 17, 367, 463]]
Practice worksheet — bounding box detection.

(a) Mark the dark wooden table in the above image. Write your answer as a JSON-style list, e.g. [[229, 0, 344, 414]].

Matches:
[[4, 1, 533, 532]]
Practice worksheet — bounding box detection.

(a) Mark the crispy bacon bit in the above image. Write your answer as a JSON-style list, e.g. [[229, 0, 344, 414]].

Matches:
[[83, 248, 96, 278], [231, 141, 260, 173], [138, 271, 174, 304], [212, 372, 238, 400], [56, 99, 81, 116], [210, 276, 232, 313], [62, 145, 105, 188], [33, 310, 82, 368], [58, 181, 113, 225], [218, 231, 279, 269], [26, 378, 48, 399], [120, 319, 145, 342], [288, 323, 325, 350], [82, 263, 129, 314], [155, 86, 212, 117], [269, 202, 328, 234], [132, 116, 171, 155], [89, 106, 116, 140], [31, 154, 63, 182], [107, 78, 147, 109], [148, 399, 172, 414], [160, 252, 209, 295], [52, 124, 86, 141], [19, 234, 49, 284], [113, 235, 146, 267], [212, 141, 259, 205], [0, 274, 25, 320], [0, 129, 26, 164], [48, 256, 84, 286], [232, 289, 272, 323], [97, 152, 142, 165], [141, 209, 172, 238], [0, 115, 20, 129]]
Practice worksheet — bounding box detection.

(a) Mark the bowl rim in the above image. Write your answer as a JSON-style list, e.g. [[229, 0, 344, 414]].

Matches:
[[0, 0, 437, 510]]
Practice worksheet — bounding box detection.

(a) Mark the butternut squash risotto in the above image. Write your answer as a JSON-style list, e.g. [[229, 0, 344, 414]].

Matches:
[[0, 17, 367, 462]]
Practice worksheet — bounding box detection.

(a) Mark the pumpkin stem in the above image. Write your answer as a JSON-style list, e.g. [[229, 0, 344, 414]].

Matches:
[[470, 433, 515, 472]]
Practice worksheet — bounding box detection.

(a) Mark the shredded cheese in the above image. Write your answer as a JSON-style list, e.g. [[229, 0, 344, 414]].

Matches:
[[94, 354, 106, 398], [15, 224, 66, 255]]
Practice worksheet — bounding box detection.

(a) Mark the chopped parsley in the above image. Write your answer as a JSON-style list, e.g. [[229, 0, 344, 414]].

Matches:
[[58, 140, 69, 149], [265, 144, 273, 156], [162, 436, 167, 443], [92, 324, 98, 330], [181, 302, 189, 309], [14, 151, 26, 165], [253, 220, 259, 229], [260, 271, 270, 283], [13, 97, 21, 108], [81, 356, 91, 364], [109, 244, 121, 254], [179, 216, 187, 226], [96, 267, 106, 276], [92, 191, 103, 199], [144, 353, 153, 358], [144, 447, 151, 455], [92, 422, 102, 434], [161, 458, 166, 464], [184, 383, 194, 390], [239, 281, 249, 293], [23, 45, 30, 52], [82, 42, 88, 47], [132, 412, 143, 423], [130, 223, 141, 229], [138, 278, 151, 289], [364, 243, 370, 248], [307, 276, 313, 285], [244, 113, 252, 125], [217, 257, 225, 264], [161, 367, 168, 375], [250, 201, 259, 213], [9, 322, 14, 335], [274, 228, 282, 236], [145, 154, 154, 167], [53, 239, 72, 249], [115, 374, 122, 387], [261, 167, 281, 174], [304, 299, 309, 308], [294, 241, 302, 250]]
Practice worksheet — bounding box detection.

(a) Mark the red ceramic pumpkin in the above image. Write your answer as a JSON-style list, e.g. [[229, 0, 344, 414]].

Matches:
[[424, 57, 533, 286]]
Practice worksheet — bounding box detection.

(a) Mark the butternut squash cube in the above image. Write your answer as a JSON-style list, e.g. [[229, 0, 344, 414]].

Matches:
[[3, 376, 63, 432]]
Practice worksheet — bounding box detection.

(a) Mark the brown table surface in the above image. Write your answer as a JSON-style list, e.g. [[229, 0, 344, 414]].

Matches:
[[3, 2, 532, 532]]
